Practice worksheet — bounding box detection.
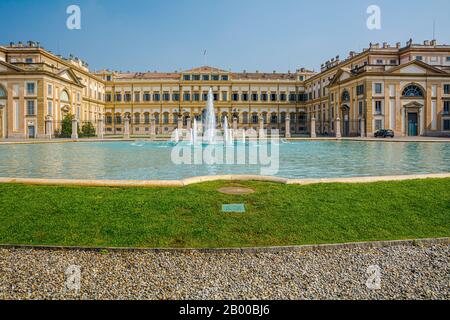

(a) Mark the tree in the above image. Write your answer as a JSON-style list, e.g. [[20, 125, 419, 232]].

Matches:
[[58, 114, 76, 138], [81, 122, 96, 137]]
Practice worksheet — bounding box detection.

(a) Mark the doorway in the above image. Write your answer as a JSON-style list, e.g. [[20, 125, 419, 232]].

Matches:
[[28, 125, 35, 138], [407, 113, 418, 136]]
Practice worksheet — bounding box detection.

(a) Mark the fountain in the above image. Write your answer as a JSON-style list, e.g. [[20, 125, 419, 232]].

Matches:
[[203, 88, 216, 144], [191, 118, 199, 145], [223, 116, 232, 145]]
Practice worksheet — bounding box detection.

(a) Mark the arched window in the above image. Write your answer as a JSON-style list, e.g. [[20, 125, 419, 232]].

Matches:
[[0, 86, 6, 98], [341, 90, 350, 102], [60, 90, 70, 102], [402, 85, 424, 97]]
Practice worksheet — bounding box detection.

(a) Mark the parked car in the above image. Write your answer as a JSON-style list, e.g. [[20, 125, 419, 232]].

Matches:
[[374, 129, 395, 138]]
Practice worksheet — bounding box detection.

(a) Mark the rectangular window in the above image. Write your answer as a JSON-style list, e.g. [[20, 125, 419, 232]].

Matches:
[[251, 93, 258, 101], [270, 93, 277, 101], [115, 93, 122, 102], [183, 93, 190, 101], [242, 93, 248, 101], [222, 92, 227, 101], [163, 93, 170, 101], [124, 93, 131, 102], [26, 83, 35, 95], [443, 119, 450, 130], [47, 101, 53, 116], [193, 93, 200, 101], [280, 93, 286, 101], [375, 101, 382, 114], [289, 93, 297, 102], [213, 93, 218, 101], [221, 75, 229, 81], [153, 93, 160, 101], [447, 57, 450, 62], [211, 75, 219, 81], [202, 75, 210, 81], [134, 92, 140, 102], [375, 119, 383, 130], [47, 84, 53, 97], [374, 83, 382, 94], [232, 93, 239, 101], [444, 84, 450, 94], [26, 58, 33, 63], [202, 93, 208, 101], [390, 60, 397, 65], [261, 93, 268, 101], [172, 93, 180, 101], [444, 101, 450, 114], [192, 74, 200, 81], [415, 56, 423, 61], [26, 100, 35, 115], [376, 59, 383, 64], [359, 101, 363, 115], [143, 93, 151, 101], [183, 75, 190, 81], [356, 85, 364, 95]]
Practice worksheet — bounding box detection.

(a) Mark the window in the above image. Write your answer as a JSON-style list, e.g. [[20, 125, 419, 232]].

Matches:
[[144, 113, 150, 124], [183, 75, 191, 81], [0, 86, 6, 98], [280, 93, 286, 101], [47, 84, 53, 96], [443, 119, 450, 130], [270, 114, 277, 124], [153, 93, 160, 101], [261, 93, 268, 101], [106, 75, 112, 81], [376, 59, 383, 64], [270, 93, 277, 101], [232, 93, 239, 101], [375, 101, 382, 114], [252, 114, 258, 124], [444, 84, 450, 94], [402, 85, 424, 97], [105, 93, 112, 102], [163, 93, 170, 101], [124, 93, 131, 102], [447, 57, 450, 62], [183, 93, 190, 101], [193, 93, 200, 101], [143, 93, 151, 101], [359, 101, 363, 115], [26, 83, 35, 95], [134, 92, 140, 102], [134, 114, 140, 124], [26, 100, 35, 115], [106, 115, 112, 125], [213, 93, 218, 101], [289, 93, 297, 102], [47, 101, 53, 116], [115, 115, 122, 124], [222, 92, 227, 101], [202, 75, 210, 81], [25, 58, 33, 63], [341, 90, 350, 102], [192, 74, 200, 81], [375, 119, 383, 130], [356, 85, 364, 95], [211, 75, 219, 81], [221, 75, 229, 81], [172, 93, 180, 101], [299, 75, 304, 81], [242, 93, 248, 101], [374, 83, 382, 94], [251, 93, 258, 101], [390, 60, 397, 65], [115, 93, 122, 102], [444, 101, 450, 114], [415, 56, 423, 61]]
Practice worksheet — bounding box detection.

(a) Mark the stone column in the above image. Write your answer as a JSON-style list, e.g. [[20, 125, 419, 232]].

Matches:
[[45, 117, 53, 139], [97, 118, 104, 139], [310, 116, 316, 138], [335, 117, 342, 138], [360, 118, 365, 138], [285, 116, 291, 138], [177, 117, 183, 131], [124, 117, 130, 139], [71, 118, 78, 139], [150, 117, 156, 138]]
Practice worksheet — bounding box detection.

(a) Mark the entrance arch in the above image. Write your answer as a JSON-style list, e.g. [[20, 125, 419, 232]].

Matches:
[[340, 104, 350, 137]]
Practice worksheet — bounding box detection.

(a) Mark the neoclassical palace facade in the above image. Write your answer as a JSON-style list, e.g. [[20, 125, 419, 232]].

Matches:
[[1, 39, 450, 139]]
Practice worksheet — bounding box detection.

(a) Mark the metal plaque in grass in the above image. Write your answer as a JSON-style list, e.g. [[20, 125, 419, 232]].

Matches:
[[222, 204, 246, 213]]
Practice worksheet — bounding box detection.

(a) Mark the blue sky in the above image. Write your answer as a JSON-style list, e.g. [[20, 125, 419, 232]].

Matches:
[[1, 0, 449, 72]]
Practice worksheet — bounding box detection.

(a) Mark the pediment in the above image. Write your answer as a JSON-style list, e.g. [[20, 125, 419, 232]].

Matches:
[[388, 60, 446, 75], [0, 61, 25, 73], [57, 68, 83, 85], [329, 68, 353, 86]]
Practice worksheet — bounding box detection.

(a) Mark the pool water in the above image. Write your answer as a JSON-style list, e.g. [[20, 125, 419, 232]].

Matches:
[[0, 141, 449, 180]]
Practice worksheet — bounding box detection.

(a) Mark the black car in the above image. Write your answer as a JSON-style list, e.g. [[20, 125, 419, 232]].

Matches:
[[374, 129, 395, 138]]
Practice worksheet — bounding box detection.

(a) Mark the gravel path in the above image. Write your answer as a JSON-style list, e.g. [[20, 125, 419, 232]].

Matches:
[[0, 244, 448, 300]]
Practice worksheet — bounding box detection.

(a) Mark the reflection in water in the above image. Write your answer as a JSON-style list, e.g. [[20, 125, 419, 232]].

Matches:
[[0, 141, 449, 180]]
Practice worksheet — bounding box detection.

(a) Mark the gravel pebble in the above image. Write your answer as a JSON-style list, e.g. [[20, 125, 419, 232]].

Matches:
[[0, 244, 448, 300]]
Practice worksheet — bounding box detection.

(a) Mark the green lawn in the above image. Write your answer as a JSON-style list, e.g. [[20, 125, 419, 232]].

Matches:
[[0, 179, 449, 248]]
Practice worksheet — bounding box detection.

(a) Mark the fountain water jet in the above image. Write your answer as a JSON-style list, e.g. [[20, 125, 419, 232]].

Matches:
[[203, 88, 216, 144]]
